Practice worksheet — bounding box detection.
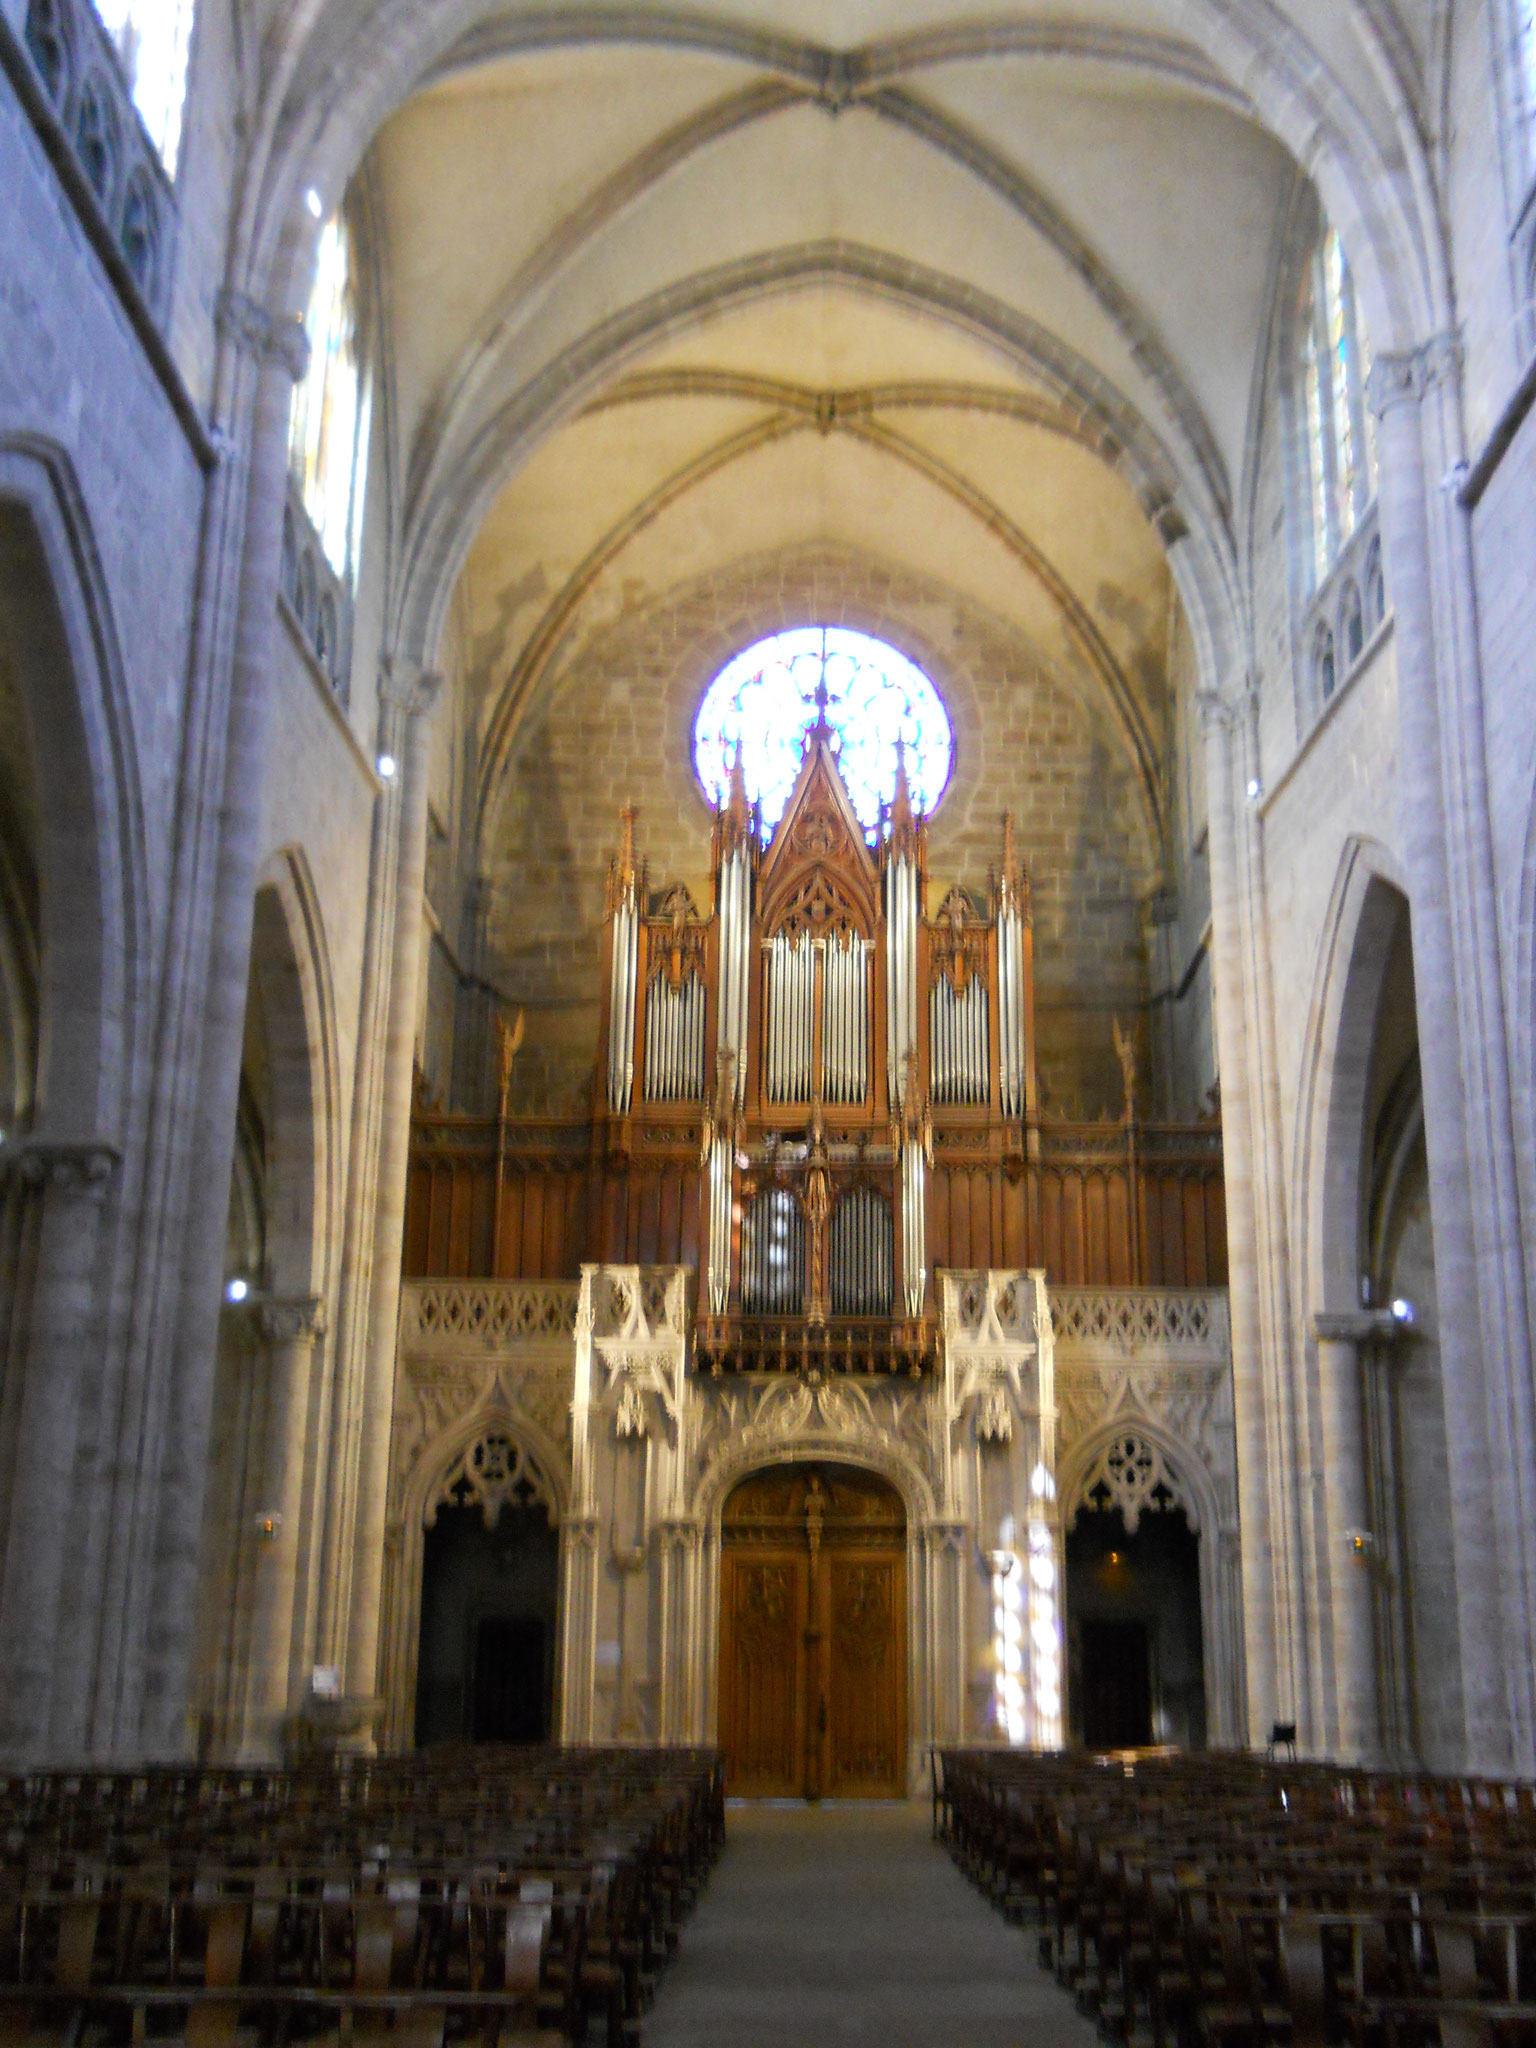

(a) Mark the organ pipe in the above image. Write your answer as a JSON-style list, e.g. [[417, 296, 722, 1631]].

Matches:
[[930, 978, 990, 1106], [718, 845, 751, 1112], [707, 1132, 732, 1315], [829, 1187, 893, 1315], [998, 906, 1025, 1118], [822, 936, 868, 1105], [606, 872, 638, 1117], [645, 974, 706, 1100], [885, 856, 917, 1106], [901, 1141, 926, 1318], [766, 934, 814, 1102]]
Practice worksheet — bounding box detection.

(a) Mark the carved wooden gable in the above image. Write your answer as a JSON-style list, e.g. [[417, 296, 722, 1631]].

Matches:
[[757, 723, 880, 941]]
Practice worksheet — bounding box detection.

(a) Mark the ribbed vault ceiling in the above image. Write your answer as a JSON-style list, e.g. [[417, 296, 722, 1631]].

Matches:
[[352, 1, 1442, 815]]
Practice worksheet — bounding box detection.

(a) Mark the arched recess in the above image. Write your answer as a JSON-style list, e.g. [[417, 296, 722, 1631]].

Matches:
[[1295, 841, 1457, 1767], [1294, 836, 1413, 1318], [1057, 1415, 1241, 1749], [690, 1407, 940, 1780], [193, 854, 340, 1758], [0, 439, 144, 1150], [0, 442, 146, 1714], [379, 1404, 568, 1748]]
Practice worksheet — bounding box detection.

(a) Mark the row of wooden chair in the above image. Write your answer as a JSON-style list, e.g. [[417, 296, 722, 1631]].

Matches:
[[937, 1751, 1536, 2048], [0, 1745, 725, 2046]]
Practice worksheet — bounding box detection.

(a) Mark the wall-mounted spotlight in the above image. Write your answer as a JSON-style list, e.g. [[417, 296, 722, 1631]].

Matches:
[[224, 1276, 249, 1304], [376, 754, 397, 780], [1390, 1297, 1415, 1326], [1246, 778, 1264, 802], [304, 187, 323, 219]]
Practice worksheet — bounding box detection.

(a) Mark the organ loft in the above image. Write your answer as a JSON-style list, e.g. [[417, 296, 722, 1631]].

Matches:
[[395, 698, 1237, 1794]]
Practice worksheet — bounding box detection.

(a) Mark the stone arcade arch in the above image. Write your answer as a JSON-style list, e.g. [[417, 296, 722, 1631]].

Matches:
[[0, 440, 147, 1761], [194, 860, 340, 1759], [1298, 849, 1456, 1768], [381, 1405, 568, 1750], [1058, 1414, 1240, 1750]]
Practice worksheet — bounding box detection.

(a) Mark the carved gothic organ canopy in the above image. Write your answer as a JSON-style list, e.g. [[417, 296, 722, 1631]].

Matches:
[[595, 703, 1041, 1370]]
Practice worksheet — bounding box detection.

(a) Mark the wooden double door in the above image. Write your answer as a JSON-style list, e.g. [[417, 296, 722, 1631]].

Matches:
[[718, 1464, 906, 1799]]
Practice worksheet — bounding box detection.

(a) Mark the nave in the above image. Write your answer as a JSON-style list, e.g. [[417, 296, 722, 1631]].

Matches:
[[647, 1799, 1095, 2048]]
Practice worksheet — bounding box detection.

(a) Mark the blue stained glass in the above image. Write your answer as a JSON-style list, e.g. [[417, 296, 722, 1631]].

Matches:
[[693, 627, 953, 841]]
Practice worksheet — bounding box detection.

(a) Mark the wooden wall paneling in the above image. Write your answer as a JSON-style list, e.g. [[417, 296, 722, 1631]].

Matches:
[[1208, 1178, 1228, 1284], [658, 1166, 682, 1267], [637, 1171, 662, 1266], [1003, 1167, 1026, 1270], [1061, 1172, 1085, 1283], [680, 1168, 701, 1271], [1106, 1172, 1131, 1285], [520, 1174, 546, 1280]]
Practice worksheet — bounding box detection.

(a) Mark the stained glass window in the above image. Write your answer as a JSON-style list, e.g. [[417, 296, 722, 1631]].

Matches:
[[1299, 224, 1378, 591], [288, 215, 371, 581], [693, 627, 953, 841], [93, 0, 196, 175]]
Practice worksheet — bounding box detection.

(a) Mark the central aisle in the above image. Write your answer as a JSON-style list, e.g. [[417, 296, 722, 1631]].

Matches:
[[646, 1799, 1101, 2047]]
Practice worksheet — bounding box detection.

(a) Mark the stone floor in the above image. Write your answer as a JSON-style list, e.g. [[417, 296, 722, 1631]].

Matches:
[[645, 1799, 1101, 2047]]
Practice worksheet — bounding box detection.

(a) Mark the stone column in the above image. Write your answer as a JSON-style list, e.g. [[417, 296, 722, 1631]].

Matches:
[[0, 1141, 118, 1758], [339, 664, 440, 1713], [1371, 339, 1535, 1772], [1313, 1312, 1388, 1761], [237, 1296, 327, 1758], [1199, 693, 1282, 1745], [129, 294, 311, 1759]]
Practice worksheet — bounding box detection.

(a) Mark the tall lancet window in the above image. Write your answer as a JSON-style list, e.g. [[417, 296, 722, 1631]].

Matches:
[[1298, 224, 1378, 589], [289, 213, 372, 581], [693, 627, 951, 841], [92, 0, 196, 173]]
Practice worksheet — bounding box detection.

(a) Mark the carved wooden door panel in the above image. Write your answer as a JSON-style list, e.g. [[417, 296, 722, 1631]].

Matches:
[[719, 1464, 906, 1798], [822, 1550, 905, 1795], [717, 1550, 809, 1797]]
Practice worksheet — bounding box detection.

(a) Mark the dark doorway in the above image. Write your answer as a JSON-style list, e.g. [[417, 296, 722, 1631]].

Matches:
[[1066, 1503, 1205, 1748], [415, 1500, 559, 1746], [1080, 1619, 1153, 1748], [471, 1616, 547, 1742]]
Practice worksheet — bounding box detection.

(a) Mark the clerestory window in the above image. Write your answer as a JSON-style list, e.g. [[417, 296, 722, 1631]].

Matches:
[[288, 213, 372, 584], [1298, 225, 1379, 591], [693, 626, 952, 842], [92, 0, 195, 175]]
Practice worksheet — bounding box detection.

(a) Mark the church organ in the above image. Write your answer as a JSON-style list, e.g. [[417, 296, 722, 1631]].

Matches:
[[404, 717, 1227, 1304]]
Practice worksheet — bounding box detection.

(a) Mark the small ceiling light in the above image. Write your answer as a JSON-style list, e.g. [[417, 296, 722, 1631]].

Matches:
[[376, 753, 397, 780], [1391, 1297, 1415, 1326], [224, 1277, 249, 1304], [1246, 778, 1264, 802], [304, 186, 323, 219]]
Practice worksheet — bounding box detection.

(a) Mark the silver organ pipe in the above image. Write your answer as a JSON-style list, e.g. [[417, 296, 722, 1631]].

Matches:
[[741, 1189, 804, 1315], [606, 889, 638, 1115], [707, 1132, 732, 1314], [821, 936, 868, 1105], [644, 974, 706, 1100], [930, 977, 990, 1106], [829, 1186, 893, 1315], [885, 856, 917, 1104], [998, 906, 1025, 1118], [901, 1141, 926, 1318], [766, 933, 814, 1102], [718, 845, 751, 1111]]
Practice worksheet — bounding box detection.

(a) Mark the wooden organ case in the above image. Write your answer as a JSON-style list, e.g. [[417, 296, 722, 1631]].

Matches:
[[596, 711, 1041, 1375]]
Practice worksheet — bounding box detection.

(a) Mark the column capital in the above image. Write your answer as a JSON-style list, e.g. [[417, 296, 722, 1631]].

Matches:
[[255, 1295, 328, 1345], [215, 289, 311, 381], [378, 657, 443, 719], [1312, 1309, 1402, 1343], [3, 1138, 121, 1191], [1195, 686, 1250, 737], [1367, 331, 1463, 419]]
